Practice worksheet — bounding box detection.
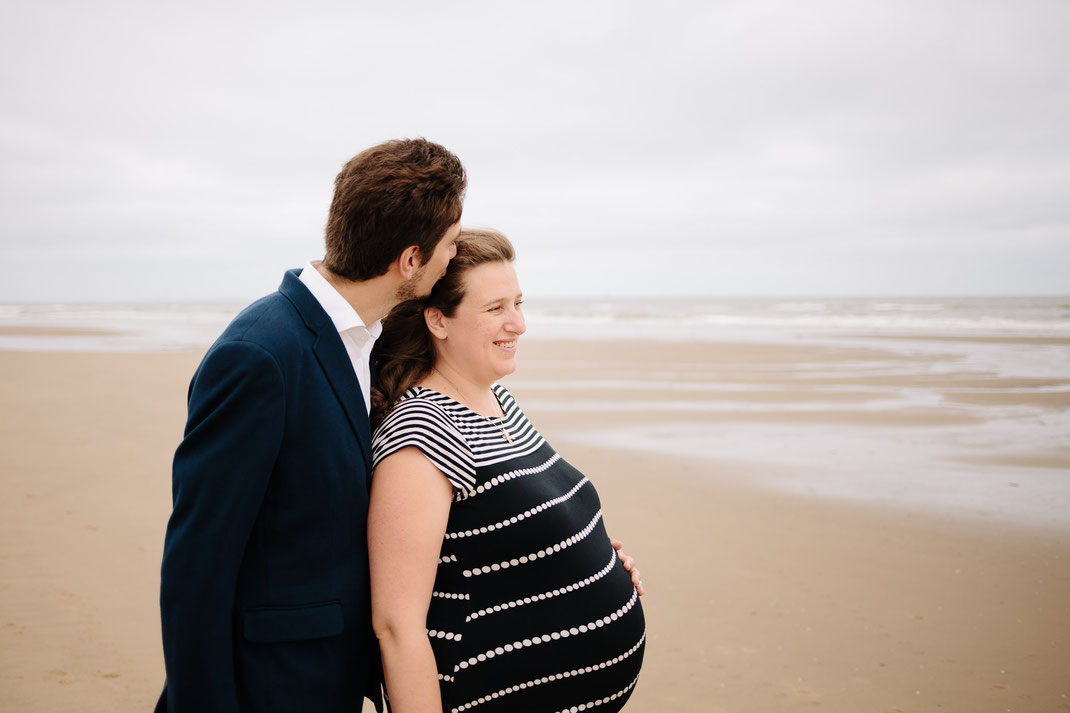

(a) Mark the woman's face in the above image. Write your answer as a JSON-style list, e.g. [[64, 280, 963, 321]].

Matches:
[[433, 260, 526, 385]]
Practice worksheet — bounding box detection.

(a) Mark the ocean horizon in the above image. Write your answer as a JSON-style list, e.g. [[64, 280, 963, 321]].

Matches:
[[1, 295, 1067, 353], [3, 295, 1068, 532]]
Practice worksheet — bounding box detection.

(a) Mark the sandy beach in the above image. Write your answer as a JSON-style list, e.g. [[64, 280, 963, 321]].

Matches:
[[1, 338, 1068, 712]]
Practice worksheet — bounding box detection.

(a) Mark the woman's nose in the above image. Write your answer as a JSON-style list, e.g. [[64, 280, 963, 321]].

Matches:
[[509, 307, 526, 335]]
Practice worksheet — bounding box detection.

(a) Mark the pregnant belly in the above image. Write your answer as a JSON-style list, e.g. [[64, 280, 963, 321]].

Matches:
[[436, 552, 646, 712]]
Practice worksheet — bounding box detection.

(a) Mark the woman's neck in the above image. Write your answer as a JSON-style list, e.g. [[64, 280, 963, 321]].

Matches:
[[424, 365, 501, 417]]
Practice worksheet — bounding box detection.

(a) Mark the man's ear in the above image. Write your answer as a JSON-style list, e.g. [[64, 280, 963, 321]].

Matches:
[[424, 307, 448, 340], [396, 245, 422, 280]]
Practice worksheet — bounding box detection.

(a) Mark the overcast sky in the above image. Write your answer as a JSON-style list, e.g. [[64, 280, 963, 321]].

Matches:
[[2, 0, 1068, 301]]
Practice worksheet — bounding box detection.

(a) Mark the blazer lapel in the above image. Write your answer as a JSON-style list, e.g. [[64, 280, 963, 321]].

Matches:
[[279, 270, 373, 473]]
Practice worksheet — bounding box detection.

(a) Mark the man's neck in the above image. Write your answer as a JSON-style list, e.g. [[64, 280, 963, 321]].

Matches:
[[314, 261, 397, 326]]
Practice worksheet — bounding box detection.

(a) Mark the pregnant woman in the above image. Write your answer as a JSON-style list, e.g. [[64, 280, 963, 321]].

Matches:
[[368, 228, 645, 713]]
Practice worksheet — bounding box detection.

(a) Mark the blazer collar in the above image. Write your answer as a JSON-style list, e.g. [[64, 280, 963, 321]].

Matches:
[[279, 269, 373, 474]]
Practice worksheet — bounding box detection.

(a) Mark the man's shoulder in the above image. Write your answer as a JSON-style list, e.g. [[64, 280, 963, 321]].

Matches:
[[210, 284, 313, 360]]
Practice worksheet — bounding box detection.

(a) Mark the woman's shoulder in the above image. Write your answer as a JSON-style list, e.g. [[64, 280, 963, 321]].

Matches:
[[373, 387, 464, 441], [388, 385, 455, 416], [371, 386, 479, 495]]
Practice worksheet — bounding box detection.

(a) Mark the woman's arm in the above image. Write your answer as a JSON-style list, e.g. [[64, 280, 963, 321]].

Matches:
[[368, 446, 454, 713]]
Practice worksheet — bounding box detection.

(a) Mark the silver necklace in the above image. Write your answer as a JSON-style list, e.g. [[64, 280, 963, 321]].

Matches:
[[433, 370, 513, 444]]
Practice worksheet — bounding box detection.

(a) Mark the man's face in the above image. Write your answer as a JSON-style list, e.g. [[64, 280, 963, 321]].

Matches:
[[396, 221, 461, 301]]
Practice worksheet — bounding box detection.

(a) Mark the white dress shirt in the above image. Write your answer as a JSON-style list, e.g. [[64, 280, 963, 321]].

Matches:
[[299, 260, 382, 415]]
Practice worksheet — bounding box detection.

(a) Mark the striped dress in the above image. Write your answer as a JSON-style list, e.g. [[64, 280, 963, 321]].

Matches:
[[371, 384, 645, 713]]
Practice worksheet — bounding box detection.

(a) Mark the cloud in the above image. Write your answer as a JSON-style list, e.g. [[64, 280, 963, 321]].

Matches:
[[1, 0, 1068, 299]]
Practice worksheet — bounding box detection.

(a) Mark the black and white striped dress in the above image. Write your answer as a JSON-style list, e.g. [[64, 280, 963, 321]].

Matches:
[[371, 384, 645, 713]]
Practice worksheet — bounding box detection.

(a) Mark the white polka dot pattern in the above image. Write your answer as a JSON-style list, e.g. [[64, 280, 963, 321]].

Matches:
[[427, 628, 463, 641], [461, 509, 602, 578], [552, 673, 641, 713], [453, 588, 640, 673], [446, 477, 589, 540], [449, 632, 646, 713], [465, 549, 618, 622], [467, 452, 561, 499], [432, 591, 470, 600]]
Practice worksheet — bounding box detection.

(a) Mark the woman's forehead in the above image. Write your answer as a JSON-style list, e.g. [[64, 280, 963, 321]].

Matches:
[[461, 261, 521, 301]]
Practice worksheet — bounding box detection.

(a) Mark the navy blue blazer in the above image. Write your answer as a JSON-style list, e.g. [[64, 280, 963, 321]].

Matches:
[[158, 270, 383, 712]]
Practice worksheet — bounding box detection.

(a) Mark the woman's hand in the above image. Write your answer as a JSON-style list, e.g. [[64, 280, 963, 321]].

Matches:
[[611, 539, 644, 596]]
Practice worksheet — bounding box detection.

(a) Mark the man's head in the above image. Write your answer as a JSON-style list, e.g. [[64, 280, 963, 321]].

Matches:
[[324, 138, 467, 282]]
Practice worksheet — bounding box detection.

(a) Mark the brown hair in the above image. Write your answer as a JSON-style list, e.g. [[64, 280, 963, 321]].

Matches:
[[324, 138, 467, 281], [371, 228, 516, 427]]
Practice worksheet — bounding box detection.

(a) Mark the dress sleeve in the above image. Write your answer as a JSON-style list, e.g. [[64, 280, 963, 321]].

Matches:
[[372, 398, 477, 496]]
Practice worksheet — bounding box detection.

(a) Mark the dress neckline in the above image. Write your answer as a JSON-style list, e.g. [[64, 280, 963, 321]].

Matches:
[[411, 384, 509, 420]]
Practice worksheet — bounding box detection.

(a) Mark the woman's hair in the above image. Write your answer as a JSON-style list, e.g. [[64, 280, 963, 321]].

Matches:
[[370, 227, 516, 428]]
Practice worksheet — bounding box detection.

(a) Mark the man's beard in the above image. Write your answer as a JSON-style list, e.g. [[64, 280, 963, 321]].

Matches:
[[394, 264, 427, 302]]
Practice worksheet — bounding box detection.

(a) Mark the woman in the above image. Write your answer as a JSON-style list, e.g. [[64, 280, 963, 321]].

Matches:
[[368, 228, 645, 713]]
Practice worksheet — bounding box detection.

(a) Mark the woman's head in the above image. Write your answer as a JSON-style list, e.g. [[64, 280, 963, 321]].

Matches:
[[370, 228, 519, 426], [425, 242, 525, 390], [422, 228, 515, 321]]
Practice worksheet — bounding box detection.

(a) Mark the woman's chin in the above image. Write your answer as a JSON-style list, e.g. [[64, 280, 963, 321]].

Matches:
[[495, 359, 518, 379]]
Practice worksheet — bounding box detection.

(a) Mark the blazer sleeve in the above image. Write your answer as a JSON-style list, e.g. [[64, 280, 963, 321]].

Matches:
[[159, 340, 285, 712]]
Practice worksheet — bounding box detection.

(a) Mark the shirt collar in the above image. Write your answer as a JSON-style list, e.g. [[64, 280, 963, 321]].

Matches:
[[299, 260, 382, 338]]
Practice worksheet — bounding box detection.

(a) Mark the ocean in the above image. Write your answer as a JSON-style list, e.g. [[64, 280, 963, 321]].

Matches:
[[3, 296, 1067, 531], [1, 296, 1067, 351]]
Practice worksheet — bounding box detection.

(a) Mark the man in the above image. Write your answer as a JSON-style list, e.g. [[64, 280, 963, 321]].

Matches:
[[157, 138, 467, 712]]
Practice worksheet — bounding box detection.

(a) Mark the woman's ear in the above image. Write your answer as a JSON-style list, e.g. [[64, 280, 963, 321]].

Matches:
[[424, 307, 448, 340]]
